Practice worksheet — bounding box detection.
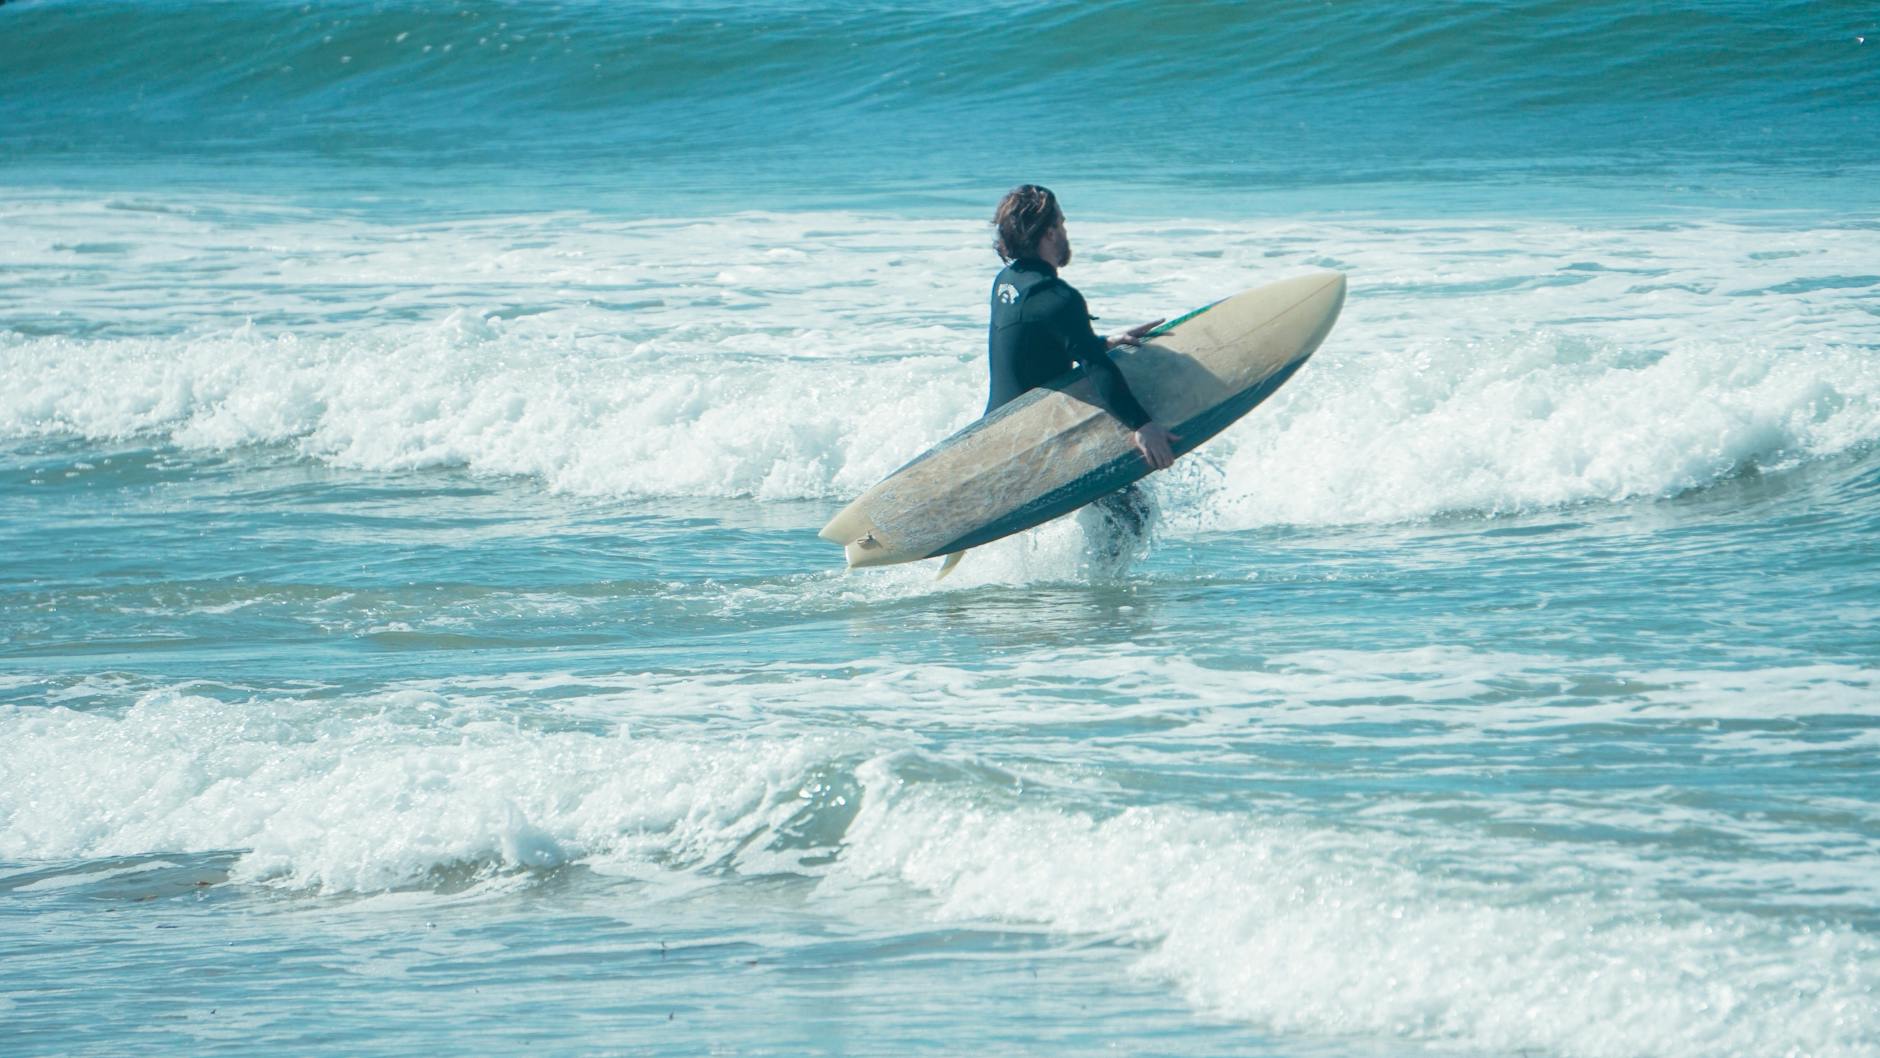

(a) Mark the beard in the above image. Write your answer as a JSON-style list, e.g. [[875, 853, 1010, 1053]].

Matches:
[[1055, 240, 1073, 267]]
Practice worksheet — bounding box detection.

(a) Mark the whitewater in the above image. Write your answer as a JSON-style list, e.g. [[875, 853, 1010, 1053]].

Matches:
[[4, 2, 1878, 1057]]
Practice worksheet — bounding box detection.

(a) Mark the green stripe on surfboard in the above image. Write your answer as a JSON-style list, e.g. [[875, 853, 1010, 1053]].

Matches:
[[1147, 298, 1224, 338]]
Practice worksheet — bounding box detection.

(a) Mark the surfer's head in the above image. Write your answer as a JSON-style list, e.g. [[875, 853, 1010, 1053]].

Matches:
[[993, 184, 1069, 267]]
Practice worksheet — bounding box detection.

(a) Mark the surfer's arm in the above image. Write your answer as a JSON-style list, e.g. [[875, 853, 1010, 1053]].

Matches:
[[1084, 352, 1178, 469], [1046, 289, 1180, 468], [1079, 347, 1152, 431], [1045, 288, 1153, 430]]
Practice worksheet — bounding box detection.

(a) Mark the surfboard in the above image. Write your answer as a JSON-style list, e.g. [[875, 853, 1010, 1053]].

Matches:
[[820, 271, 1346, 569]]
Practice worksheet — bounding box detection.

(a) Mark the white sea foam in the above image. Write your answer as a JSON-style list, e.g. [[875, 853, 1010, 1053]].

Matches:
[[838, 769, 1880, 1058], [4, 197, 1876, 526], [0, 687, 862, 892], [1, 652, 1874, 1057]]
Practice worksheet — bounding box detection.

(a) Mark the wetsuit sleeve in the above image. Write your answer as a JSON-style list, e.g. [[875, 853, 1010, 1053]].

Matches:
[[1044, 286, 1153, 430]]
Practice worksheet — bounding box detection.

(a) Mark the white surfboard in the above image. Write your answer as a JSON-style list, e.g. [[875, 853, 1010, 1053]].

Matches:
[[821, 271, 1347, 569]]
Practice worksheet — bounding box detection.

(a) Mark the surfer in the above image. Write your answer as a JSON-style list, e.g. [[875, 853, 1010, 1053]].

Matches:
[[986, 184, 1177, 546]]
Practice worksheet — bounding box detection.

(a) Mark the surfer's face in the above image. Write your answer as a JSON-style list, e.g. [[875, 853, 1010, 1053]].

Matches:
[[1040, 219, 1072, 268]]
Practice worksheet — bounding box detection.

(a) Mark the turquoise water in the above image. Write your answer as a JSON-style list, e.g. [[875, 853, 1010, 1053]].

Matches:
[[3, 3, 1878, 1056]]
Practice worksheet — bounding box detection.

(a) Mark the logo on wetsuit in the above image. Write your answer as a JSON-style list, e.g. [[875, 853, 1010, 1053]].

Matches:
[[996, 283, 1019, 305]]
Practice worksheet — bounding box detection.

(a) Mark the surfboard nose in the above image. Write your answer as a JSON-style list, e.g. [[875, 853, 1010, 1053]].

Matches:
[[1291, 270, 1346, 324], [1259, 270, 1345, 363], [1320, 270, 1347, 318], [1323, 270, 1347, 308], [1310, 271, 1347, 346]]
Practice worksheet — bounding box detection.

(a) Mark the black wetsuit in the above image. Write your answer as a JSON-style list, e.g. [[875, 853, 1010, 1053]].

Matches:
[[984, 257, 1151, 428], [985, 256, 1153, 543]]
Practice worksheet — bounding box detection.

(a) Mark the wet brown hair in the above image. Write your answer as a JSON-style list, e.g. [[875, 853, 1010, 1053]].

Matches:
[[992, 184, 1063, 262]]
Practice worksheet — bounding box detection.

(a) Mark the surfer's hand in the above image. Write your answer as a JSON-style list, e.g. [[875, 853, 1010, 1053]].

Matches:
[[1107, 319, 1166, 349], [1132, 422, 1179, 471]]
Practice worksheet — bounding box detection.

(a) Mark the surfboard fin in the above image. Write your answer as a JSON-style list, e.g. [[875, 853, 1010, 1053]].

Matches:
[[935, 551, 966, 581]]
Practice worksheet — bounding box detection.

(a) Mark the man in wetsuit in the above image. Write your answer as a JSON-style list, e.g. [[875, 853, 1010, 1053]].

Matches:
[[985, 184, 1178, 543]]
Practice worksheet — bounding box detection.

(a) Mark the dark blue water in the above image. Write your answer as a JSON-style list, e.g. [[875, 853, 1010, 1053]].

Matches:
[[5, 0, 1877, 209]]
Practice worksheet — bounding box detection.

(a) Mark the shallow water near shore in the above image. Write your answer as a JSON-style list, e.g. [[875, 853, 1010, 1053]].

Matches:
[[4, 2, 1879, 1056]]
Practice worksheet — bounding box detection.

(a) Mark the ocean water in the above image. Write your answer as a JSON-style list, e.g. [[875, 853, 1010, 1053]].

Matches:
[[3, 2, 1878, 1056]]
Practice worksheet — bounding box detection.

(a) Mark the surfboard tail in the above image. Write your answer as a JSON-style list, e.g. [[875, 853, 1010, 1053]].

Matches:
[[841, 532, 889, 568]]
